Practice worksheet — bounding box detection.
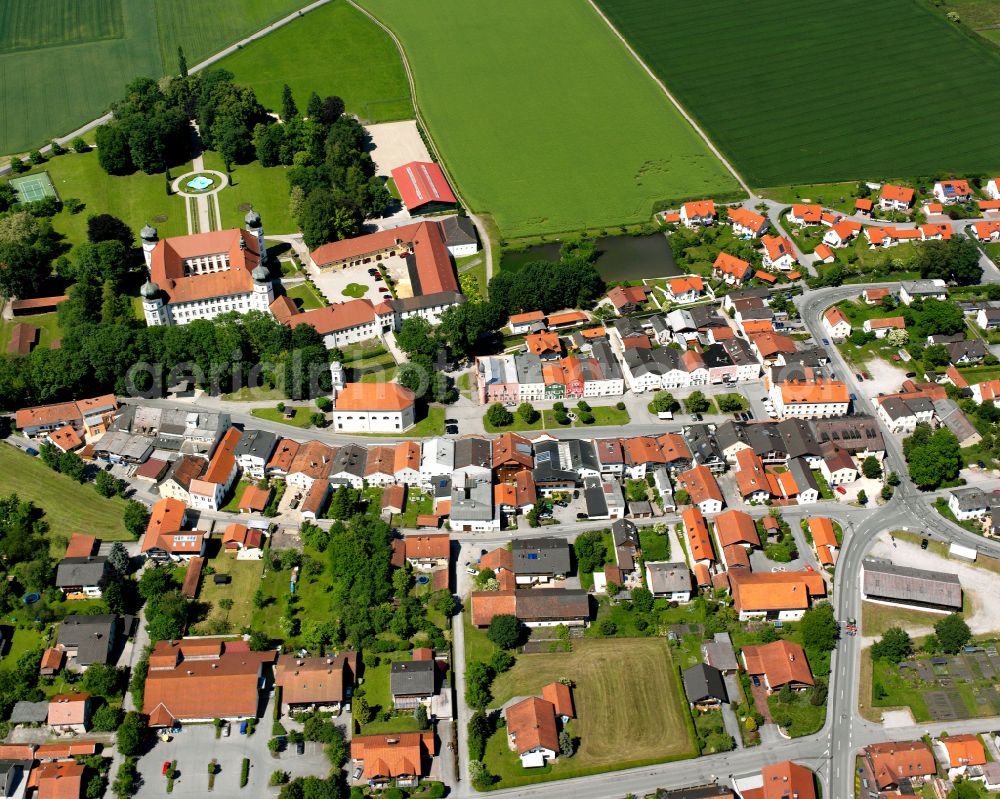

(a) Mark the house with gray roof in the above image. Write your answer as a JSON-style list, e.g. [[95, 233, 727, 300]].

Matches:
[[862, 559, 962, 613], [744, 422, 788, 463], [329, 443, 367, 488], [233, 429, 277, 480], [682, 663, 728, 709], [55, 557, 110, 599], [645, 562, 693, 601], [56, 614, 121, 667], [9, 701, 48, 724], [947, 339, 988, 365], [512, 537, 571, 584], [582, 476, 626, 521], [899, 279, 947, 305], [935, 399, 982, 448], [440, 215, 478, 256], [683, 425, 726, 473], [948, 486, 991, 520], [453, 437, 492, 482], [777, 418, 823, 465], [876, 396, 936, 434], [702, 632, 738, 674], [814, 415, 884, 457], [390, 659, 436, 710], [450, 477, 498, 532], [787, 457, 820, 504]]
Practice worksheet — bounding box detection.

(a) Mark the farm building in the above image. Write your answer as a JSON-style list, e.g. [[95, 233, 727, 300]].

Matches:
[[861, 559, 962, 613]]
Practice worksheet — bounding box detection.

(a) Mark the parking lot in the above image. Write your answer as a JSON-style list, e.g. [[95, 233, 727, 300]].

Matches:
[[307, 260, 392, 306], [134, 694, 337, 798]]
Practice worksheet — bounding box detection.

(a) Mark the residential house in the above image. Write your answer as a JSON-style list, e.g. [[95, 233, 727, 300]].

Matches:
[[394, 441, 422, 485], [728, 207, 768, 238], [157, 455, 208, 504], [712, 252, 752, 285], [505, 697, 559, 768], [741, 640, 814, 692], [238, 483, 271, 514], [350, 732, 436, 787], [494, 471, 538, 517], [390, 657, 436, 710], [862, 741, 935, 793], [819, 445, 857, 486], [581, 475, 626, 521], [761, 234, 797, 271], [808, 517, 839, 568], [682, 507, 717, 566], [450, 477, 498, 533], [972, 379, 1000, 407], [734, 449, 771, 503], [300, 479, 331, 520], [675, 465, 724, 514], [679, 200, 716, 228], [188, 427, 241, 511], [405, 534, 450, 571], [419, 438, 454, 488], [233, 429, 276, 481], [657, 433, 693, 474], [542, 682, 574, 723], [470, 589, 590, 628], [143, 638, 277, 726], [512, 537, 570, 585], [935, 734, 986, 778], [755, 761, 817, 799], [750, 333, 797, 365], [55, 557, 110, 599], [682, 664, 727, 709], [55, 614, 121, 667], [332, 383, 416, 433], [594, 439, 625, 476], [935, 399, 982, 448], [47, 694, 91, 734], [879, 184, 915, 211], [948, 339, 988, 365], [275, 652, 357, 712], [822, 220, 861, 248], [948, 487, 992, 520], [973, 220, 1000, 242], [787, 205, 823, 226], [855, 197, 873, 215], [525, 330, 562, 360], [36, 762, 85, 799], [822, 307, 852, 340], [606, 285, 649, 314], [491, 432, 534, 486], [976, 306, 1000, 330], [713, 509, 760, 554], [141, 499, 205, 562], [899, 279, 947, 306], [266, 438, 300, 479], [814, 416, 885, 458], [933, 180, 971, 205], [729, 570, 826, 621], [667, 276, 706, 305], [285, 441, 336, 491], [863, 288, 890, 305], [876, 395, 935, 435], [645, 561, 693, 601], [510, 311, 546, 335], [222, 523, 265, 558], [703, 633, 739, 675], [15, 393, 118, 439]]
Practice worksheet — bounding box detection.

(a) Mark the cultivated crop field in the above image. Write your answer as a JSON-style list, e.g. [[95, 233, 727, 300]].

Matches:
[[357, 0, 740, 240], [0, 0, 162, 155], [489, 638, 695, 776], [596, 0, 1000, 186], [215, 1, 412, 123]]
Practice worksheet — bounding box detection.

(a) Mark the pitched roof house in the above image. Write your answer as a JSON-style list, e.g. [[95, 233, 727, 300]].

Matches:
[[505, 696, 559, 768], [741, 640, 814, 692], [350, 731, 437, 786], [275, 653, 358, 710]]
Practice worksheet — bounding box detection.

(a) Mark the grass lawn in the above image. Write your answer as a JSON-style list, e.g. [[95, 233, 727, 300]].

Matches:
[[639, 526, 670, 561], [212, 1, 411, 124], [595, 0, 1000, 186], [861, 601, 946, 638], [219, 481, 250, 514], [285, 283, 326, 311], [220, 385, 287, 402], [462, 611, 500, 667], [957, 365, 1000, 383], [0, 444, 131, 553], [251, 546, 335, 649], [0, 312, 63, 352], [20, 150, 189, 249], [201, 151, 297, 234], [251, 406, 313, 428], [357, 0, 739, 240], [192, 554, 265, 634], [486, 639, 696, 785], [0, 627, 46, 669], [482, 413, 544, 434], [767, 692, 825, 738], [395, 489, 433, 529], [757, 182, 867, 214], [341, 283, 368, 299], [0, 1, 162, 155]]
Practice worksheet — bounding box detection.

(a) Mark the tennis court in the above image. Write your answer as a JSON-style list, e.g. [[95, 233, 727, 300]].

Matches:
[[9, 172, 58, 203]]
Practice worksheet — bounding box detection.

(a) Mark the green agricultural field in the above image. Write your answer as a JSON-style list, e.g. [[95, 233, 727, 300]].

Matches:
[[214, 0, 412, 123], [0, 0, 162, 154], [0, 445, 132, 552], [153, 0, 304, 68], [595, 0, 1000, 186], [357, 0, 740, 240]]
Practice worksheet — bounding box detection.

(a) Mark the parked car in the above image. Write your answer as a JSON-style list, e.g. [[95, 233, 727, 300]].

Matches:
[[240, 721, 248, 735], [849, 393, 857, 401], [352, 767, 363, 782], [978, 460, 987, 469], [822, 338, 830, 345], [378, 287, 390, 293], [745, 411, 754, 419], [905, 372, 916, 378], [25, 448, 38, 457], [855, 373, 864, 381], [692, 413, 703, 422], [921, 538, 929, 550], [836, 486, 847, 494], [296, 739, 305, 755], [445, 418, 458, 424], [162, 762, 171, 776], [222, 722, 230, 737]]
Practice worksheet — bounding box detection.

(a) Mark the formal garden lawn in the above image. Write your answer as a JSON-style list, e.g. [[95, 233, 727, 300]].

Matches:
[[484, 638, 696, 785], [285, 283, 326, 311], [595, 0, 1000, 186], [0, 445, 131, 552], [201, 151, 296, 234], [18, 150, 190, 249], [0, 313, 63, 352], [357, 0, 740, 240], [213, 0, 412, 124], [250, 406, 313, 428]]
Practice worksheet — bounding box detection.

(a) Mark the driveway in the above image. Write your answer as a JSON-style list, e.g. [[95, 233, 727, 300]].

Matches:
[[133, 693, 334, 799]]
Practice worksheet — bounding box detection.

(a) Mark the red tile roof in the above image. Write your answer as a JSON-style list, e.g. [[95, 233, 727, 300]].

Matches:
[[335, 383, 415, 412], [37, 761, 85, 799], [682, 507, 716, 562], [760, 761, 816, 799], [406, 534, 450, 560], [351, 731, 436, 780], [275, 652, 357, 705], [541, 682, 574, 718], [880, 184, 914, 204], [676, 465, 723, 507], [742, 640, 814, 688], [727, 206, 768, 233], [286, 299, 376, 336], [180, 556, 204, 599], [865, 741, 935, 789], [65, 533, 96, 559], [714, 509, 760, 548], [238, 484, 271, 512], [506, 696, 559, 755], [150, 229, 260, 305], [390, 161, 457, 210]]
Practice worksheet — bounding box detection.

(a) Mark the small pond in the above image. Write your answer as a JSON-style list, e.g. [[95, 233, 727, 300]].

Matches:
[[500, 233, 680, 281]]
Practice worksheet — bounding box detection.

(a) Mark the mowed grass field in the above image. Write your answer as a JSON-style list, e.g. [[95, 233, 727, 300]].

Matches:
[[489, 638, 695, 775], [595, 0, 1000, 186], [0, 0, 162, 155], [0, 445, 131, 553], [357, 0, 740, 240], [214, 1, 412, 124]]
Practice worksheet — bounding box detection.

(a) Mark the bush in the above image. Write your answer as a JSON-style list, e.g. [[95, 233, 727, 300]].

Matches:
[[240, 758, 250, 788], [315, 396, 332, 412], [71, 137, 89, 153], [270, 771, 289, 786], [598, 619, 617, 636], [615, 401, 626, 411]]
